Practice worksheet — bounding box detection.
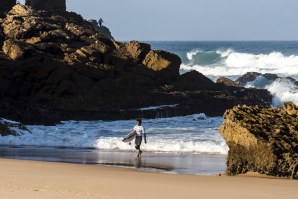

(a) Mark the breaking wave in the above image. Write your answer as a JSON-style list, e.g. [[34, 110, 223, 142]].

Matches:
[[181, 49, 298, 77], [0, 114, 228, 155]]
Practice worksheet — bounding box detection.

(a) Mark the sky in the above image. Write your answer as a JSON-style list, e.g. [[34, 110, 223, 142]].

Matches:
[[19, 0, 298, 41]]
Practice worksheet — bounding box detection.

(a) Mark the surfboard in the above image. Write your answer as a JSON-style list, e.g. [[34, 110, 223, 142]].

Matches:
[[122, 130, 137, 143]]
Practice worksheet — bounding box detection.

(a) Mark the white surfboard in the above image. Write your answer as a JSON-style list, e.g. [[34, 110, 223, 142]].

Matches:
[[122, 130, 137, 143]]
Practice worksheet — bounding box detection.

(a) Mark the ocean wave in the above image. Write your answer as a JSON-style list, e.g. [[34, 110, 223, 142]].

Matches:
[[182, 49, 298, 77], [243, 75, 298, 106], [265, 79, 298, 106], [95, 137, 228, 154]]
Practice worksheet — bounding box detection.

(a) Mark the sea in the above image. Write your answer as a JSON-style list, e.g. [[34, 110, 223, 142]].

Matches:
[[1, 41, 298, 175]]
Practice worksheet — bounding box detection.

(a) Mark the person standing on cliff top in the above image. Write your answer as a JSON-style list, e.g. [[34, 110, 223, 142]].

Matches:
[[98, 18, 104, 27], [133, 119, 147, 158]]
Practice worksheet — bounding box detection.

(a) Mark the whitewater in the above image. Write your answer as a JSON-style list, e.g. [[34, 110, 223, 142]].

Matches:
[[0, 114, 228, 155]]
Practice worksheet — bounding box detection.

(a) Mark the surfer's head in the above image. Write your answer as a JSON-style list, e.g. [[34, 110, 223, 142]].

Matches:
[[136, 119, 142, 125]]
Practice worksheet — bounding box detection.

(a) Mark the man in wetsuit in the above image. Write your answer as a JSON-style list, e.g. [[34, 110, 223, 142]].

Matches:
[[133, 119, 147, 158]]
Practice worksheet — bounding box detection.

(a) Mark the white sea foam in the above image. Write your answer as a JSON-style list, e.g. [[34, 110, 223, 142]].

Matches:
[[187, 49, 200, 61], [0, 114, 228, 155], [265, 79, 298, 106], [182, 49, 298, 77]]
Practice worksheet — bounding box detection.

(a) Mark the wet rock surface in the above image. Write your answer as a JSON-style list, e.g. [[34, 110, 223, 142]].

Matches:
[[0, 5, 272, 124], [236, 72, 298, 87], [0, 118, 31, 136], [219, 102, 298, 179]]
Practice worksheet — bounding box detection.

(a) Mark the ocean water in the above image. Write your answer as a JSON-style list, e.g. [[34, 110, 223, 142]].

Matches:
[[1, 41, 298, 174], [150, 41, 298, 105]]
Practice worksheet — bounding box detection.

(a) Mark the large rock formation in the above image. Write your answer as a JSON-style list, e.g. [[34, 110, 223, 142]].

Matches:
[[0, 0, 15, 16], [219, 102, 298, 179], [0, 5, 272, 124], [25, 0, 66, 12]]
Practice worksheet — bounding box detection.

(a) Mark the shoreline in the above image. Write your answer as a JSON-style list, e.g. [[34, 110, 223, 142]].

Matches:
[[0, 158, 297, 199], [0, 146, 226, 175]]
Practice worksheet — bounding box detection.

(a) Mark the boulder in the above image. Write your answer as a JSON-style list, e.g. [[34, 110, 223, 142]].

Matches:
[[216, 77, 238, 87], [219, 103, 298, 179], [0, 118, 31, 136], [125, 41, 151, 62], [236, 72, 279, 86], [284, 102, 298, 117], [2, 39, 29, 61], [142, 50, 181, 80]]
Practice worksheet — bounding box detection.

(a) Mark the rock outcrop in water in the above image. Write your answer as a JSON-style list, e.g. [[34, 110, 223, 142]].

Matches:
[[219, 102, 298, 179], [0, 118, 30, 136], [0, 5, 272, 124], [236, 72, 298, 87]]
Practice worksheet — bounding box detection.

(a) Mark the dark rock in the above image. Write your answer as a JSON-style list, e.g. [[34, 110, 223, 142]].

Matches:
[[25, 0, 66, 12], [219, 103, 298, 179], [216, 77, 238, 87], [236, 72, 280, 87], [0, 0, 15, 16], [0, 118, 31, 136]]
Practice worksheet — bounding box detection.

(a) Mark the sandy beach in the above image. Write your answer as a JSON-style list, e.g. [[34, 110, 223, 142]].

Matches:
[[0, 158, 297, 199]]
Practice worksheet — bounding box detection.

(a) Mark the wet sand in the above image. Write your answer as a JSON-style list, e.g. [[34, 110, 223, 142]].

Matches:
[[0, 158, 297, 199], [0, 146, 226, 175]]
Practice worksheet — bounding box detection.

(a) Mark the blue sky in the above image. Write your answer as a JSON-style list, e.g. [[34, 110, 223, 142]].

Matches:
[[19, 0, 298, 41]]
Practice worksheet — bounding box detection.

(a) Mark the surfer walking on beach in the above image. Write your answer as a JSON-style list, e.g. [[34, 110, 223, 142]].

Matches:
[[133, 119, 147, 158]]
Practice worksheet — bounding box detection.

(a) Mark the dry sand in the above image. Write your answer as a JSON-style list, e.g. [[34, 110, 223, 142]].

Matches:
[[0, 158, 297, 199]]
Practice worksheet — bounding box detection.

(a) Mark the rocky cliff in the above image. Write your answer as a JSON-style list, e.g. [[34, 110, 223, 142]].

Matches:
[[219, 102, 298, 179], [0, 5, 272, 124]]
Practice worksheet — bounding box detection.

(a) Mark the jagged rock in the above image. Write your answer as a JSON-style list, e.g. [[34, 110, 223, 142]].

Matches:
[[25, 0, 66, 12], [219, 103, 298, 179], [236, 72, 289, 87], [88, 20, 113, 39], [284, 102, 298, 117], [0, 118, 31, 136], [143, 50, 181, 80], [0, 5, 273, 124], [216, 77, 238, 87], [125, 41, 151, 62], [236, 72, 279, 86]]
